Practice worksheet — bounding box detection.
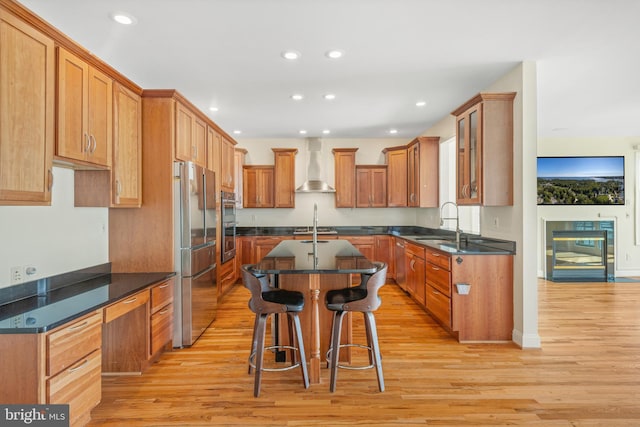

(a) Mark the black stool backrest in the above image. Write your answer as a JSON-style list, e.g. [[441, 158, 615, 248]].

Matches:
[[343, 262, 387, 312], [241, 264, 289, 314]]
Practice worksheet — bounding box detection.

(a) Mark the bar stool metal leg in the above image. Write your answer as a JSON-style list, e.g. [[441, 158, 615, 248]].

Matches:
[[253, 313, 268, 397], [364, 311, 384, 392], [329, 310, 347, 393], [291, 313, 310, 389]]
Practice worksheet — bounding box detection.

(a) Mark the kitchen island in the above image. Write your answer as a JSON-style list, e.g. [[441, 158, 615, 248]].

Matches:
[[252, 239, 376, 384]]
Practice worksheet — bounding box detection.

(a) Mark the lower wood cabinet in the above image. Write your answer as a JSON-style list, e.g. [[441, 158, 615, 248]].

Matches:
[[405, 241, 426, 306], [219, 258, 236, 298], [150, 279, 174, 357], [425, 248, 452, 328]]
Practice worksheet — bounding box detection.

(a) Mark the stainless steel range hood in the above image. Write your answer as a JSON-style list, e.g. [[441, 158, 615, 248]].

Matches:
[[296, 137, 335, 193]]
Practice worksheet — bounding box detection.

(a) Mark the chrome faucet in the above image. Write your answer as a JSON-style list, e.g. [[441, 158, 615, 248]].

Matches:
[[440, 201, 461, 249]]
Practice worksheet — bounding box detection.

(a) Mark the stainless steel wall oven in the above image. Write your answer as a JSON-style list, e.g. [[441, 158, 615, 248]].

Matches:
[[221, 191, 237, 263]]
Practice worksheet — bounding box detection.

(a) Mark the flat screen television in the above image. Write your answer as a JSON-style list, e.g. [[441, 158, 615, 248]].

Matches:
[[537, 156, 625, 205]]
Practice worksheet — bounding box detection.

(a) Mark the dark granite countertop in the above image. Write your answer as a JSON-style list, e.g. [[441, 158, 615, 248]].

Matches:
[[237, 226, 516, 255], [0, 268, 175, 334], [253, 240, 377, 274]]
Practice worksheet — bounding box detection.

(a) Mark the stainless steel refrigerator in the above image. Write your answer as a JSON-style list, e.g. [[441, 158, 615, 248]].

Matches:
[[173, 161, 217, 347]]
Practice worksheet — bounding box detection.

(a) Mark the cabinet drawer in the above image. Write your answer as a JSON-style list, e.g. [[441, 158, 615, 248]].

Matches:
[[47, 311, 102, 376], [103, 289, 149, 323], [151, 279, 174, 313], [405, 241, 425, 259], [47, 348, 101, 426], [426, 263, 451, 297], [151, 303, 173, 355], [425, 285, 451, 328], [344, 235, 375, 245], [425, 249, 450, 270]]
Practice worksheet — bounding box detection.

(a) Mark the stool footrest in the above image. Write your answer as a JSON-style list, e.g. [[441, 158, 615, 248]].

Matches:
[[326, 343, 375, 370], [249, 345, 303, 372]]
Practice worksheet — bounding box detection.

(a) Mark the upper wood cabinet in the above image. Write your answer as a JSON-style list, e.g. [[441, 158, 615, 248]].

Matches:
[[243, 165, 274, 208], [0, 10, 55, 205], [407, 136, 439, 208], [57, 47, 112, 167], [221, 136, 236, 192], [332, 148, 358, 208], [175, 101, 206, 167], [272, 148, 297, 208], [355, 165, 387, 208], [452, 92, 515, 206], [383, 146, 408, 207], [112, 83, 142, 207], [234, 148, 247, 208]]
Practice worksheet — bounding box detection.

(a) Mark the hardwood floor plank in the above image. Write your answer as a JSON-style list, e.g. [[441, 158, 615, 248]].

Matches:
[[88, 279, 640, 426]]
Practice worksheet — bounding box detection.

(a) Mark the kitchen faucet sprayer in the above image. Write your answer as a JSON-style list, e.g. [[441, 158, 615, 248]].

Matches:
[[440, 201, 461, 249]]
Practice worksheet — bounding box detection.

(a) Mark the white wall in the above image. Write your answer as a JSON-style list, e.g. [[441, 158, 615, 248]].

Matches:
[[0, 167, 109, 288], [537, 137, 640, 277], [235, 137, 419, 227]]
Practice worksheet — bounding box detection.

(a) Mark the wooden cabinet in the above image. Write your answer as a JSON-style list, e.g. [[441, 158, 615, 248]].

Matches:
[[256, 236, 286, 261], [57, 47, 112, 167], [383, 146, 408, 207], [112, 83, 142, 207], [407, 136, 439, 208], [0, 10, 54, 205], [221, 136, 236, 192], [219, 258, 237, 298], [0, 310, 102, 427], [342, 235, 375, 285], [175, 101, 206, 167], [150, 278, 174, 357], [356, 165, 387, 207], [405, 242, 426, 306], [451, 92, 515, 206], [425, 248, 452, 328], [234, 148, 247, 208], [243, 165, 274, 208], [273, 148, 297, 208], [332, 148, 357, 208], [374, 235, 394, 279]]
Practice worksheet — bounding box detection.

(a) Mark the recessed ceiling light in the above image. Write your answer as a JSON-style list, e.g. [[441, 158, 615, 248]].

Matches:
[[388, 128, 398, 135], [322, 129, 331, 135], [325, 49, 344, 59], [281, 50, 301, 60], [209, 107, 219, 112], [323, 94, 336, 100], [299, 130, 307, 135], [291, 94, 304, 101], [233, 130, 242, 135], [111, 12, 137, 25], [415, 101, 427, 107]]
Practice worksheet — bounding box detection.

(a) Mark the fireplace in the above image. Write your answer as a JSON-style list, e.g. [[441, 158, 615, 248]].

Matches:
[[545, 220, 615, 282]]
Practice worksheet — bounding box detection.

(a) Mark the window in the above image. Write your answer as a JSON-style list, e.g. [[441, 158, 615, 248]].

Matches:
[[439, 137, 480, 234]]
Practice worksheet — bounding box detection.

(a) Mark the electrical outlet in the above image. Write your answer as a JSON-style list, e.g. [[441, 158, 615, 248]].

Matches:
[[10, 266, 23, 285], [493, 217, 499, 228]]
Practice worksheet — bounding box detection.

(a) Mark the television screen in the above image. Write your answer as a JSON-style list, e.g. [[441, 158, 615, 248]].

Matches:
[[537, 156, 625, 205]]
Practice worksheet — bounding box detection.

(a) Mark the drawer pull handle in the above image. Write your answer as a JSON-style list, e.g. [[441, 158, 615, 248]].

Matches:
[[158, 283, 170, 289], [159, 309, 170, 315], [68, 359, 89, 373], [432, 290, 440, 295], [431, 253, 440, 257], [431, 266, 440, 271], [123, 297, 138, 304], [68, 321, 89, 331]]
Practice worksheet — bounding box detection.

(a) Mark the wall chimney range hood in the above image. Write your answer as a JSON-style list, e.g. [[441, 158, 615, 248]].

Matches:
[[296, 137, 335, 193]]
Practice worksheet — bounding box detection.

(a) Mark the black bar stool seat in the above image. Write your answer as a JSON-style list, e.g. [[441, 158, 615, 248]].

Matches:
[[325, 262, 387, 392]]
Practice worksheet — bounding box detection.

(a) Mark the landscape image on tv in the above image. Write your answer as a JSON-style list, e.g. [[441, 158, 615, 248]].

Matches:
[[537, 156, 624, 205]]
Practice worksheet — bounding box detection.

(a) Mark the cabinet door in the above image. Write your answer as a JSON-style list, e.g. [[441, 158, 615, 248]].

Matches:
[[221, 137, 235, 192], [332, 148, 357, 207], [206, 126, 217, 172], [0, 11, 54, 205], [273, 149, 297, 208], [407, 144, 418, 206], [258, 168, 274, 207], [374, 235, 393, 278], [87, 66, 112, 167], [406, 254, 426, 306], [112, 83, 142, 207], [370, 167, 387, 207], [193, 116, 207, 167], [175, 102, 194, 162], [355, 167, 371, 207], [456, 104, 482, 205], [386, 148, 407, 207], [356, 166, 386, 207], [57, 47, 89, 163]]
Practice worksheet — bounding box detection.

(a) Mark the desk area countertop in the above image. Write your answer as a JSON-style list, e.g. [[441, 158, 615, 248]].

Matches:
[[253, 239, 377, 274], [0, 266, 175, 334]]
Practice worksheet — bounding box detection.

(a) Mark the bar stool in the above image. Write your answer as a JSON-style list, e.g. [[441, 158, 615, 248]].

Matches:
[[325, 262, 387, 392], [241, 264, 309, 397]]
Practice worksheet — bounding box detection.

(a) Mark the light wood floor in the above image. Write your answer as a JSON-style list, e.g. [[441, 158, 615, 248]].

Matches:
[[88, 278, 640, 426]]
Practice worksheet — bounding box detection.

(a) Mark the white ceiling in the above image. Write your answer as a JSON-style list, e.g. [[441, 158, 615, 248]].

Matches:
[[19, 0, 640, 140]]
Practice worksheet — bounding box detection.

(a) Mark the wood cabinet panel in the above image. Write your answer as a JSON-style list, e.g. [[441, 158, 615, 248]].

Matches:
[[425, 284, 452, 327], [332, 148, 357, 208], [46, 311, 102, 376], [273, 148, 297, 208], [243, 165, 274, 208], [47, 349, 101, 427], [151, 279, 174, 312], [356, 165, 387, 207], [112, 82, 142, 207], [221, 136, 235, 191], [150, 303, 173, 355], [103, 289, 149, 323], [383, 146, 408, 207], [452, 92, 515, 206], [0, 10, 54, 205], [407, 137, 439, 208], [426, 262, 451, 297]]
